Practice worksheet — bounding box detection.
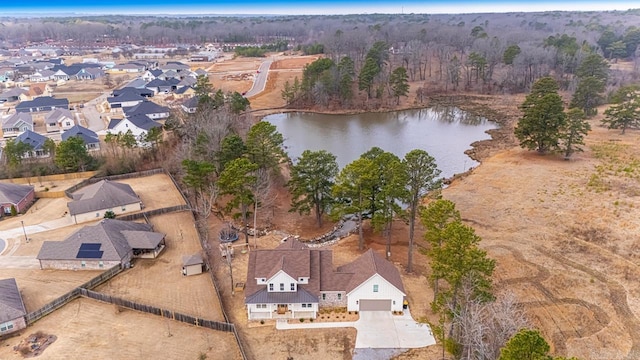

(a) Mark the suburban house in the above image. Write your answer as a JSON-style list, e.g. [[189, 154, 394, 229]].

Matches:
[[145, 78, 179, 94], [2, 112, 33, 138], [37, 219, 166, 270], [0, 88, 27, 102], [160, 61, 190, 72], [0, 182, 35, 215], [45, 108, 75, 132], [244, 239, 406, 320], [61, 125, 100, 151], [141, 69, 163, 82], [0, 278, 27, 335], [123, 101, 170, 120], [181, 97, 199, 114], [107, 115, 162, 145], [15, 96, 69, 113], [67, 180, 142, 224], [75, 67, 104, 80], [173, 85, 195, 99], [112, 87, 154, 98], [20, 83, 54, 101], [107, 91, 146, 110], [29, 69, 55, 82], [15, 130, 51, 159]]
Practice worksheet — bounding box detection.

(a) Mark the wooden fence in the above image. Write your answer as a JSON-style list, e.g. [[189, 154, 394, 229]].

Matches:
[[189, 210, 249, 360], [78, 289, 235, 332], [24, 265, 123, 325], [5, 171, 97, 185], [25, 288, 80, 325], [116, 205, 190, 222], [64, 168, 167, 198]]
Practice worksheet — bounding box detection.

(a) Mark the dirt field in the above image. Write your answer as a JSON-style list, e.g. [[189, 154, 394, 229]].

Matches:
[[96, 211, 225, 321], [250, 56, 317, 111], [0, 269, 99, 311], [117, 173, 187, 210], [0, 298, 241, 360]]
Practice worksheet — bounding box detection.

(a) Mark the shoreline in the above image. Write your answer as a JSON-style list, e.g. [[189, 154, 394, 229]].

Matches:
[[251, 94, 518, 183]]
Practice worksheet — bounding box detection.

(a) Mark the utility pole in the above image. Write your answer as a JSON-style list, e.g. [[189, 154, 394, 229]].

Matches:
[[20, 220, 28, 243]]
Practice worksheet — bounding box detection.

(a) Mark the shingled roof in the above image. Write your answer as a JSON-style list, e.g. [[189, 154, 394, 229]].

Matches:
[[37, 219, 162, 261], [337, 249, 406, 294], [0, 182, 34, 205], [0, 278, 27, 323], [245, 239, 405, 305], [67, 180, 139, 216]]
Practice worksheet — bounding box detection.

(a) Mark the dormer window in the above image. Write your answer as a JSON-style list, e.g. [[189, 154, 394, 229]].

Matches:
[[290, 283, 295, 291]]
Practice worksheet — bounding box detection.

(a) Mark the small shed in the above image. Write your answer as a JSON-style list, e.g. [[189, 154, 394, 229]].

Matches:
[[182, 253, 204, 276]]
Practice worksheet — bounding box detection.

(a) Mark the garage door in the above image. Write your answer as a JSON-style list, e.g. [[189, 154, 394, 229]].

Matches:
[[359, 299, 391, 311]]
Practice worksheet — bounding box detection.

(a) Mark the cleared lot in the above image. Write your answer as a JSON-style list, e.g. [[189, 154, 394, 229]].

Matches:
[[0, 298, 242, 360], [95, 211, 224, 321]]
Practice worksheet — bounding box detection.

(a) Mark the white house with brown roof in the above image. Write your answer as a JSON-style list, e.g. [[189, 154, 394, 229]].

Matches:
[[67, 180, 142, 224], [244, 239, 405, 320], [37, 219, 165, 270], [0, 278, 27, 335]]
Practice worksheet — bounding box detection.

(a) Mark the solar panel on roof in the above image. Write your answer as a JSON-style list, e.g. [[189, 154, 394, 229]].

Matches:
[[77, 243, 103, 259], [79, 243, 101, 251]]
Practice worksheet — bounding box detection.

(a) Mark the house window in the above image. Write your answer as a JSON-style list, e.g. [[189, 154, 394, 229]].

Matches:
[[258, 304, 267, 309], [96, 212, 100, 217], [279, 283, 284, 291], [301, 303, 307, 308], [337, 293, 342, 300], [269, 283, 274, 291], [99, 261, 104, 268], [121, 206, 126, 211], [81, 261, 86, 268], [290, 283, 295, 291], [322, 294, 326, 300], [373, 284, 379, 293], [0, 322, 14, 332]]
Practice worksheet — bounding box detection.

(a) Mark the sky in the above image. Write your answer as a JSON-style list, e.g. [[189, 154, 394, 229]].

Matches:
[[2, 0, 639, 16]]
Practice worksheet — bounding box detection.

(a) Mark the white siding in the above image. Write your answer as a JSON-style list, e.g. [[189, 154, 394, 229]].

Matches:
[[346, 274, 404, 312], [267, 270, 297, 293]]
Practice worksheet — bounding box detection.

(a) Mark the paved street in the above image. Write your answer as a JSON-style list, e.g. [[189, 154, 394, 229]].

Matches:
[[244, 59, 273, 98], [81, 93, 109, 131]]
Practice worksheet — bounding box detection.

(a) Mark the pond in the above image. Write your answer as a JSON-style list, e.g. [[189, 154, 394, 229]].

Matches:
[[264, 106, 498, 179]]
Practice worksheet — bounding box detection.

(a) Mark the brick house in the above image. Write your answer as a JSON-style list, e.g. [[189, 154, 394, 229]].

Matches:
[[0, 182, 35, 215], [0, 278, 27, 335]]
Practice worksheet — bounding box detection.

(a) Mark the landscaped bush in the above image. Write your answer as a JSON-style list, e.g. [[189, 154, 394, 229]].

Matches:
[[300, 318, 305, 322]]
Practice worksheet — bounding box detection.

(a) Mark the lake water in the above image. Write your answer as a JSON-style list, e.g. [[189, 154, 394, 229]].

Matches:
[[264, 106, 497, 179]]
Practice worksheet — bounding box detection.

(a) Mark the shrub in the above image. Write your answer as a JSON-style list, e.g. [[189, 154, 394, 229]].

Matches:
[[18, 346, 30, 355], [300, 318, 305, 322], [44, 187, 49, 191], [10, 205, 17, 216], [309, 318, 314, 322], [260, 320, 265, 325]]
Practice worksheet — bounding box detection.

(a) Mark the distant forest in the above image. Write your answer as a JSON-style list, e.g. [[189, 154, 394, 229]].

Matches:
[[1, 10, 640, 93]]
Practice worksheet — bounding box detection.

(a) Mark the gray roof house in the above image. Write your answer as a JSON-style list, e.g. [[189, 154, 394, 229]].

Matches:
[[15, 96, 69, 113], [61, 125, 100, 151], [2, 112, 33, 138], [67, 180, 142, 224], [181, 97, 199, 114], [123, 101, 170, 120], [0, 88, 28, 102], [244, 239, 406, 320], [44, 108, 75, 133], [37, 219, 166, 270], [15, 130, 50, 159], [0, 278, 27, 335], [0, 182, 35, 215]]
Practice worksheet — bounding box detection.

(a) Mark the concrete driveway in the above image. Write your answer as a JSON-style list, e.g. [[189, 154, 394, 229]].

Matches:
[[276, 308, 435, 357], [354, 310, 435, 349]]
